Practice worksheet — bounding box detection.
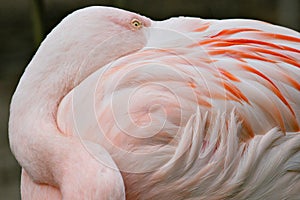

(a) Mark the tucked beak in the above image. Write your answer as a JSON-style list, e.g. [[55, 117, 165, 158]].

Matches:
[[144, 20, 197, 49]]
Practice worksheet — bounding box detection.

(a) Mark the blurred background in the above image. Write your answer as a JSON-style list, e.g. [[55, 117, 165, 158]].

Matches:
[[0, 0, 299, 199]]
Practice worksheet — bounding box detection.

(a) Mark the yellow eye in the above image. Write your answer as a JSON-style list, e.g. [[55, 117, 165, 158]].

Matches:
[[131, 19, 143, 29]]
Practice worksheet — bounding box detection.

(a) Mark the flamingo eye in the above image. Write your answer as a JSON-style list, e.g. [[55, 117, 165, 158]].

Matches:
[[131, 19, 143, 29]]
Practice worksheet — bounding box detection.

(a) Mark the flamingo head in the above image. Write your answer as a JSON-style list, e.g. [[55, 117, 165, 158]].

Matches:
[[29, 6, 152, 86]]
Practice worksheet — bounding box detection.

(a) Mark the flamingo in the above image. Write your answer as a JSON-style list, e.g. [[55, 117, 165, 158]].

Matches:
[[9, 6, 300, 200]]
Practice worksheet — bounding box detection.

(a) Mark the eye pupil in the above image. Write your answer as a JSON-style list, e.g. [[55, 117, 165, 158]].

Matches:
[[131, 19, 142, 29]]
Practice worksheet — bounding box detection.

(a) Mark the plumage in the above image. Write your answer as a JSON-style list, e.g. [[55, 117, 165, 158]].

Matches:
[[9, 6, 300, 199]]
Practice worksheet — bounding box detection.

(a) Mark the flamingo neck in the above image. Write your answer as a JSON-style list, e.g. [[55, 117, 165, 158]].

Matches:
[[8, 44, 97, 185]]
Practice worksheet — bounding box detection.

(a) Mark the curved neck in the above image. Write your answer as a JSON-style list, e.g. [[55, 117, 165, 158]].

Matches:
[[8, 41, 102, 185], [9, 25, 147, 192]]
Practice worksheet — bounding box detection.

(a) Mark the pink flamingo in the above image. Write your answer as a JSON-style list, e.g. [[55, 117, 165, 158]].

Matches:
[[9, 6, 300, 199]]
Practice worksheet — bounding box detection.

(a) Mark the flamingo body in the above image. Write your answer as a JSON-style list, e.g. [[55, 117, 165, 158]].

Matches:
[[9, 6, 300, 199]]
